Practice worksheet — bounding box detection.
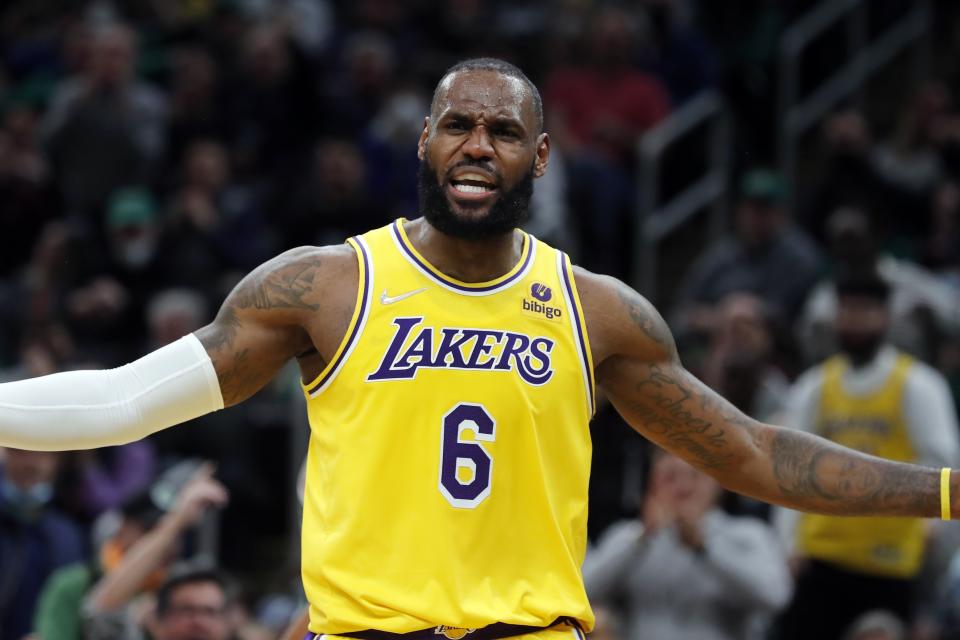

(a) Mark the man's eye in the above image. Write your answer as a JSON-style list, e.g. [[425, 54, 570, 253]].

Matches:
[[446, 121, 468, 131], [495, 128, 520, 139]]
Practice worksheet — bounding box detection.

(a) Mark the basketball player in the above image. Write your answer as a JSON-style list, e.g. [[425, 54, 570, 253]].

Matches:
[[0, 59, 956, 640]]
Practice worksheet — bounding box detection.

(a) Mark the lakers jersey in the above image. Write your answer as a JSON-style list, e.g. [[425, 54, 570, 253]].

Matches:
[[797, 352, 926, 578], [300, 219, 596, 635]]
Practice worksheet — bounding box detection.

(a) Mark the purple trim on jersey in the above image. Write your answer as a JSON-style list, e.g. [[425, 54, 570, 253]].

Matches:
[[304, 634, 316, 640], [306, 237, 371, 395], [391, 220, 531, 293], [560, 253, 595, 414]]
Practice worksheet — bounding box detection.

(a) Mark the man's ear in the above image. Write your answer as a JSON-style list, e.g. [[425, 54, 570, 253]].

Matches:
[[533, 132, 551, 178], [417, 117, 430, 161]]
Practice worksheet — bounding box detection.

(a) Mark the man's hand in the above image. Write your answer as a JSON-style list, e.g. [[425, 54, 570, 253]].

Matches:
[[168, 462, 229, 527]]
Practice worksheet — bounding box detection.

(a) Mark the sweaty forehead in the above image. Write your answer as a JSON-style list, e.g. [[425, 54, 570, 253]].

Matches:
[[434, 70, 534, 125]]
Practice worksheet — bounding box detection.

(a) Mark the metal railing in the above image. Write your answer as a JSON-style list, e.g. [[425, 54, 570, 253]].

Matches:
[[633, 89, 730, 302], [778, 0, 932, 190]]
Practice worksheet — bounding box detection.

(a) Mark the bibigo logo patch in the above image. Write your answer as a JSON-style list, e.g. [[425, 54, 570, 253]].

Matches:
[[523, 282, 562, 321]]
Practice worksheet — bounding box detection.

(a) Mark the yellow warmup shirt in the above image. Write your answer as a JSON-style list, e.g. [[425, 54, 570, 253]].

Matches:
[[300, 219, 596, 635], [797, 352, 926, 578]]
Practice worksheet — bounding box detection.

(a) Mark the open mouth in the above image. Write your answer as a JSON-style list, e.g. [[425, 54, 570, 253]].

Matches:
[[449, 171, 498, 197]]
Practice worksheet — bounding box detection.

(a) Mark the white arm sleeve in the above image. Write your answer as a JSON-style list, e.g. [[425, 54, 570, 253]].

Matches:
[[0, 334, 223, 451]]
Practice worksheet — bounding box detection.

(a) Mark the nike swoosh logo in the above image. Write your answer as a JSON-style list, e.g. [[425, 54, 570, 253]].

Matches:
[[380, 287, 427, 305]]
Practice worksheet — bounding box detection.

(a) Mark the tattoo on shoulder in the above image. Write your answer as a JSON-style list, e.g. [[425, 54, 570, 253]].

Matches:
[[199, 251, 322, 357], [616, 284, 674, 352], [233, 254, 322, 313]]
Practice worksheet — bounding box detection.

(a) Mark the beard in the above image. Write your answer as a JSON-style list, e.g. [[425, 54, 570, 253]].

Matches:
[[418, 156, 534, 240], [837, 332, 884, 367]]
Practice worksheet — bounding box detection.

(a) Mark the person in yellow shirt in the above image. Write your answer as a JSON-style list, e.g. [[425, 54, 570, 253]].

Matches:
[[777, 274, 960, 639], [2, 59, 960, 640]]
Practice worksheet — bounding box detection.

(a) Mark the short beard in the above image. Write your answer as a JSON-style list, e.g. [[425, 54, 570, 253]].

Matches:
[[418, 157, 534, 240], [837, 333, 884, 367]]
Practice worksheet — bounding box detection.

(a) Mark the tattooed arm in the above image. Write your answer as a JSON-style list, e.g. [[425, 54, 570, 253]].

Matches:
[[195, 245, 351, 406], [578, 268, 955, 518], [0, 245, 351, 450]]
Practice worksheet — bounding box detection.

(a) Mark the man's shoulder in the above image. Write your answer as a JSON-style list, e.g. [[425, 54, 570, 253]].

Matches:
[[258, 244, 358, 290]]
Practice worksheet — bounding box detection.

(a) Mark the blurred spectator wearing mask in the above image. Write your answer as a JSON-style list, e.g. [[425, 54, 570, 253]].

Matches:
[[66, 187, 163, 364], [546, 6, 670, 276], [701, 292, 789, 423], [583, 450, 792, 640], [672, 168, 823, 344], [0, 447, 84, 640], [144, 566, 231, 640], [41, 22, 167, 221], [798, 207, 960, 365], [776, 274, 960, 640], [78, 462, 228, 639]]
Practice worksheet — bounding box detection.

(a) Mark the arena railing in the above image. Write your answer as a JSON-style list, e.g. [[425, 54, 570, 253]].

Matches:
[[777, 0, 932, 193], [633, 89, 730, 303]]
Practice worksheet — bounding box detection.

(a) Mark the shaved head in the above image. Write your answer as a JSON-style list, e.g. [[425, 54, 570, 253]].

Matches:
[[431, 58, 543, 133]]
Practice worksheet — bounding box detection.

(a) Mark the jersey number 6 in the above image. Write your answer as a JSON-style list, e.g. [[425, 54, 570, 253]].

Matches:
[[439, 403, 496, 509]]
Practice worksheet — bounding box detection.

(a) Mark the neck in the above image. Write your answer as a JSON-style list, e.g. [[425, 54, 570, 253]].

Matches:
[[406, 218, 523, 282]]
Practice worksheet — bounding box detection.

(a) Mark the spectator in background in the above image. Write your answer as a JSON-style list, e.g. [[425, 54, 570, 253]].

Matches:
[[82, 463, 228, 639], [777, 274, 960, 640], [546, 6, 671, 276], [164, 139, 273, 281], [144, 566, 232, 640], [32, 492, 166, 640], [799, 107, 892, 243], [62, 443, 156, 522], [164, 48, 225, 175], [146, 288, 209, 350], [700, 292, 789, 423], [872, 82, 950, 223], [798, 207, 960, 364], [583, 449, 792, 640], [281, 138, 383, 247], [65, 187, 165, 364], [672, 168, 823, 345], [0, 105, 59, 278], [0, 447, 85, 639], [42, 22, 167, 221], [637, 0, 715, 104], [923, 179, 960, 273], [326, 31, 397, 137], [229, 24, 321, 182]]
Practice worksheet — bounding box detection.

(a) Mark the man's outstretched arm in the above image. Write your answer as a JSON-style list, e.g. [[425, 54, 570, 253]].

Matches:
[[0, 247, 332, 451], [581, 269, 954, 519]]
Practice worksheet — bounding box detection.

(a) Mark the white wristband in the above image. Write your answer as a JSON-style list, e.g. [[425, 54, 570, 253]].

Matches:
[[0, 334, 223, 451]]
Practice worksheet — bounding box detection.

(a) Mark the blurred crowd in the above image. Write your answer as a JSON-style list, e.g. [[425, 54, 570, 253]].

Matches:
[[4, 0, 960, 639]]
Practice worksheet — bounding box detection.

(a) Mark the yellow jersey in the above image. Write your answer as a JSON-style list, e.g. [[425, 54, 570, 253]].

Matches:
[[300, 219, 596, 635], [797, 352, 927, 578]]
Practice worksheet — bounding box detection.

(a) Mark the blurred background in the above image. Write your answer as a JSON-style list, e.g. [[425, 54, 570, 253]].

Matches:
[[4, 0, 960, 638]]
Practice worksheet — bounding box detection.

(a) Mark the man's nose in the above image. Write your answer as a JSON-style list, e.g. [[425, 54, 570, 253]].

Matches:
[[463, 125, 494, 159]]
